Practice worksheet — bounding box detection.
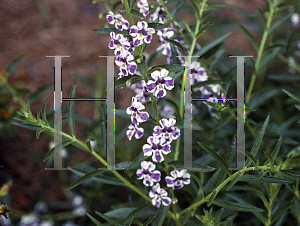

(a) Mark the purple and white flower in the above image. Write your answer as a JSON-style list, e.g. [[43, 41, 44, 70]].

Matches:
[[130, 21, 155, 46], [106, 11, 129, 31], [189, 61, 208, 86], [149, 6, 168, 23], [126, 97, 149, 125], [108, 32, 131, 56], [146, 69, 174, 98], [149, 183, 171, 208], [165, 170, 191, 190], [128, 80, 152, 103], [291, 13, 299, 29], [126, 123, 144, 140], [143, 136, 171, 162], [137, 0, 149, 17], [153, 118, 180, 144], [115, 51, 137, 78], [156, 28, 175, 56], [159, 102, 176, 118], [136, 161, 161, 186]]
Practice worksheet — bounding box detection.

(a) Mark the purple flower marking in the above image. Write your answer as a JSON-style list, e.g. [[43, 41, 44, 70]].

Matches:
[[189, 61, 208, 85], [130, 21, 155, 46], [115, 51, 137, 78], [136, 161, 161, 186], [126, 97, 149, 125], [126, 123, 144, 140], [153, 118, 180, 144], [137, 0, 149, 17], [149, 6, 168, 23], [108, 32, 131, 56], [149, 183, 171, 208], [106, 11, 129, 31], [156, 28, 175, 56], [165, 170, 191, 190], [146, 69, 174, 98], [143, 136, 171, 163], [159, 102, 176, 119]]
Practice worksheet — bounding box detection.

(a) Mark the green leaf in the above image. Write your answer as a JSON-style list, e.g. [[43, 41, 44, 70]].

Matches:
[[154, 205, 170, 226], [93, 28, 130, 36], [136, 55, 147, 76], [170, 44, 180, 65], [271, 202, 293, 224], [95, 211, 123, 226], [146, 100, 158, 120], [105, 207, 137, 219], [124, 205, 151, 224], [175, 119, 202, 130], [212, 199, 264, 212], [194, 32, 232, 57], [11, 122, 41, 131], [36, 128, 46, 139], [192, 80, 228, 89], [245, 114, 269, 167], [148, 23, 168, 30], [148, 64, 185, 73], [282, 89, 300, 103], [28, 83, 52, 104], [226, 171, 243, 191], [114, 74, 143, 90], [239, 174, 293, 183], [67, 169, 105, 190], [281, 169, 300, 177], [267, 74, 300, 81], [198, 142, 231, 176], [6, 55, 24, 75], [257, 7, 267, 26], [43, 140, 73, 162], [128, 151, 149, 169], [164, 39, 186, 54], [170, 0, 186, 17], [246, 185, 269, 210], [236, 23, 258, 50], [180, 209, 191, 225], [115, 109, 131, 121], [69, 168, 126, 186], [128, 0, 137, 9], [269, 14, 291, 34], [42, 96, 49, 126], [168, 161, 215, 172], [87, 213, 105, 226], [68, 83, 76, 137], [222, 212, 238, 226], [258, 47, 281, 72], [245, 150, 258, 167], [182, 21, 193, 35], [208, 190, 218, 207], [129, 9, 144, 18], [112, 1, 122, 11], [143, 215, 156, 226]]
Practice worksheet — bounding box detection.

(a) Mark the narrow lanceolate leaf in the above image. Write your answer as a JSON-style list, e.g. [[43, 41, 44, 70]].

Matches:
[[68, 83, 76, 137], [239, 174, 293, 184], [270, 134, 282, 161], [42, 96, 49, 126], [128, 0, 137, 9], [192, 80, 228, 89], [146, 100, 158, 120], [194, 32, 232, 57], [175, 119, 202, 130], [226, 171, 244, 191], [245, 114, 269, 167], [208, 190, 218, 207], [148, 64, 185, 73], [170, 43, 180, 65], [236, 23, 258, 50], [170, 0, 186, 17], [153, 205, 169, 226], [164, 39, 186, 54], [148, 23, 168, 30], [104, 208, 137, 220], [282, 89, 300, 103], [268, 75, 300, 81], [269, 14, 292, 33], [87, 213, 105, 226], [67, 169, 105, 190], [222, 212, 238, 226], [247, 185, 269, 210], [198, 142, 231, 176], [6, 55, 24, 75], [245, 150, 258, 167], [128, 151, 149, 169], [143, 215, 156, 226], [129, 9, 144, 18], [95, 211, 123, 226], [11, 122, 41, 131], [93, 28, 130, 36], [43, 140, 73, 162], [271, 202, 293, 224], [124, 205, 151, 224], [36, 128, 46, 139], [28, 83, 52, 104], [114, 75, 143, 90], [212, 199, 264, 212]]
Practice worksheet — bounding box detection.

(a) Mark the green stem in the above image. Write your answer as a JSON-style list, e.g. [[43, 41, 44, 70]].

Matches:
[[277, 52, 300, 74], [101, 0, 112, 12], [245, 3, 275, 105]]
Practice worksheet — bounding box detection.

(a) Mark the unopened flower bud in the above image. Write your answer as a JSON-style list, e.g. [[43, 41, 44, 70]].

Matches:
[[126, 79, 132, 86], [98, 13, 104, 19]]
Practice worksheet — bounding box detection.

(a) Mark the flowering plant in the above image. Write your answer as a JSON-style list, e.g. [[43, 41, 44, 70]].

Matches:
[[3, 0, 300, 225]]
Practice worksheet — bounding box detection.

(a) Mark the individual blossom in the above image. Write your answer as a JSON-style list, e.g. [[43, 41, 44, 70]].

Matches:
[[153, 118, 180, 144], [126, 97, 149, 125], [146, 69, 174, 98], [115, 51, 137, 78], [129, 21, 155, 46], [149, 6, 168, 23], [106, 11, 129, 31], [189, 61, 208, 86], [149, 183, 171, 208], [137, 0, 149, 17], [136, 161, 161, 186], [159, 102, 176, 118], [108, 32, 131, 56], [143, 136, 171, 162], [291, 13, 299, 29], [17, 214, 39, 226], [128, 80, 151, 103], [165, 169, 191, 190], [126, 123, 144, 140], [156, 28, 175, 56]]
